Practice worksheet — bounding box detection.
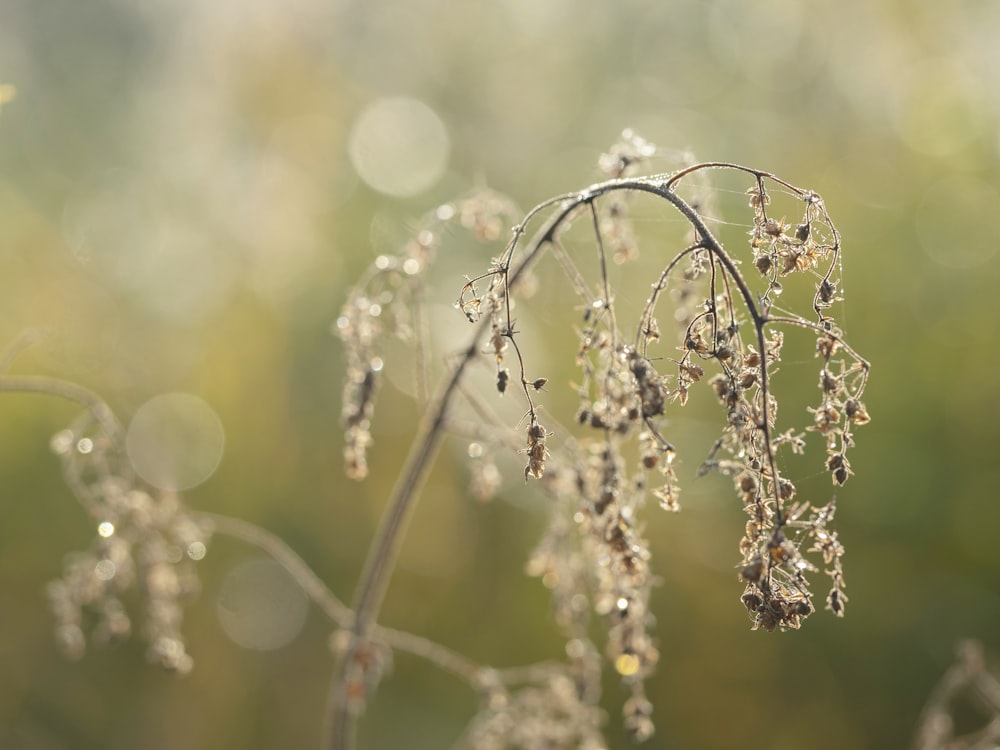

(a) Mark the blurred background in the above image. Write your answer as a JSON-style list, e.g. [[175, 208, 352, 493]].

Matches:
[[1, 0, 999, 748]]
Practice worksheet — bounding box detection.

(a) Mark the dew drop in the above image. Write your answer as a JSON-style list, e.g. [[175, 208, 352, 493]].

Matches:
[[771, 281, 784, 296], [94, 559, 117, 581], [187, 541, 207, 561], [77, 438, 94, 455], [98, 521, 115, 538], [50, 430, 74, 455], [467, 442, 484, 459], [615, 653, 641, 676]]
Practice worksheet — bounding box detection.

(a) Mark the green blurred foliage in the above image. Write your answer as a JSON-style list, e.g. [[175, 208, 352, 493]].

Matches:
[[1, 0, 999, 748]]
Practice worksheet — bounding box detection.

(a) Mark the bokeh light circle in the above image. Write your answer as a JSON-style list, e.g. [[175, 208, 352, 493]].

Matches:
[[216, 559, 309, 651], [348, 97, 449, 197], [893, 57, 989, 158], [126, 393, 225, 491]]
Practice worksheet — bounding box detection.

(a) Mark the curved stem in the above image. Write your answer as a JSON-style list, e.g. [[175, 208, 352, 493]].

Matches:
[[201, 511, 485, 685], [325, 335, 482, 749], [325, 207, 569, 750], [0, 374, 124, 443], [198, 512, 354, 625]]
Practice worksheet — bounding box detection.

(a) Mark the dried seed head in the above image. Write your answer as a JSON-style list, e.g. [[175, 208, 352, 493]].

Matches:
[[747, 185, 770, 209], [740, 557, 765, 583], [497, 368, 510, 395], [819, 279, 837, 304], [523, 420, 549, 480], [816, 335, 840, 359], [763, 217, 786, 237], [755, 254, 773, 275], [844, 398, 871, 425]]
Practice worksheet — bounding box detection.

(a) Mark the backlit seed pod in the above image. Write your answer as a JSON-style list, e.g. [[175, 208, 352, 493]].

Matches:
[[497, 368, 509, 395]]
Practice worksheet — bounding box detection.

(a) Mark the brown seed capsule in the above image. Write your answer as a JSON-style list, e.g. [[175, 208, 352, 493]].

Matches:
[[790, 599, 812, 617], [755, 254, 773, 275], [819, 369, 840, 394], [497, 368, 509, 394], [741, 557, 765, 583], [845, 398, 870, 425], [816, 335, 839, 359], [742, 589, 763, 612], [763, 218, 785, 237], [739, 473, 758, 494], [828, 589, 845, 616], [777, 478, 796, 500]]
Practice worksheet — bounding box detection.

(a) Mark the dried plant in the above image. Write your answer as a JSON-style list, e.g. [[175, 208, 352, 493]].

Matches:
[[329, 130, 871, 748], [0, 334, 210, 674], [2, 131, 871, 750], [913, 641, 1000, 750]]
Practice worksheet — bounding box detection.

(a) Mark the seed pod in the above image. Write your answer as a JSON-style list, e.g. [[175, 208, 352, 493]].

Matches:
[[497, 368, 509, 395]]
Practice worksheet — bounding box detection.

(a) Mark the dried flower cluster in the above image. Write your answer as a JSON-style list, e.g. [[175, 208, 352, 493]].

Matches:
[[445, 131, 870, 740], [913, 641, 1000, 750], [457, 640, 605, 750], [335, 189, 520, 480], [45, 406, 211, 673]]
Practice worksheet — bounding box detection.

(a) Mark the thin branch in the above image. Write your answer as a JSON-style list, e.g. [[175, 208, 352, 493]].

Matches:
[[198, 512, 354, 624], [0, 374, 124, 443]]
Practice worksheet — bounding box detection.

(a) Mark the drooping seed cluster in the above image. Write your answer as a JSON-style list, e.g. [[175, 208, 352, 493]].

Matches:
[[454, 671, 606, 750], [913, 641, 1000, 750], [46, 414, 210, 672], [451, 132, 870, 738], [336, 189, 520, 480]]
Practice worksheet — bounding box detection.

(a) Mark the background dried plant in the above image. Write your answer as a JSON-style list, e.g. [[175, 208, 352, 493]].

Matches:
[[913, 642, 1000, 750], [2, 1, 1000, 749]]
